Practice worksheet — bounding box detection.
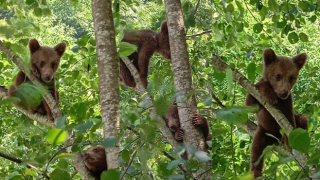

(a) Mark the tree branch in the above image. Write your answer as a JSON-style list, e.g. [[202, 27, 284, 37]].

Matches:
[[186, 30, 212, 37], [0, 151, 50, 179], [120, 57, 179, 149]]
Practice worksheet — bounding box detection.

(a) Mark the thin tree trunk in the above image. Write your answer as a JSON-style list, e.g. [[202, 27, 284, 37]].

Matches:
[[164, 0, 207, 155], [92, 0, 120, 170], [164, 1, 211, 179]]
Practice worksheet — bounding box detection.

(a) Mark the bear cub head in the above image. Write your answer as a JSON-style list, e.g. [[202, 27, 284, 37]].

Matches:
[[164, 103, 180, 132], [84, 145, 107, 176], [29, 39, 66, 83], [262, 48, 307, 100], [156, 21, 171, 60]]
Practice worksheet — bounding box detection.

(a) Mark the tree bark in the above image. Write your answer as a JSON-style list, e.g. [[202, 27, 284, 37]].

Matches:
[[164, 0, 207, 155], [92, 0, 120, 170]]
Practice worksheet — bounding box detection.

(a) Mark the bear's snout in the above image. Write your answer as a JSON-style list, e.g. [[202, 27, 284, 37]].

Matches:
[[279, 91, 289, 100], [43, 75, 52, 82]]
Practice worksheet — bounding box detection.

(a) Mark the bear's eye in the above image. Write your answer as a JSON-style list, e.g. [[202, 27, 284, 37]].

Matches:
[[52, 63, 56, 68], [173, 114, 177, 118], [276, 74, 282, 81], [164, 118, 168, 122], [40, 61, 44, 67], [93, 148, 98, 152]]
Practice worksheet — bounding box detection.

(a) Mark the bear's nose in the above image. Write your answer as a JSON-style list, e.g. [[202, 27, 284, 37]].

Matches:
[[281, 92, 288, 98], [44, 76, 51, 81]]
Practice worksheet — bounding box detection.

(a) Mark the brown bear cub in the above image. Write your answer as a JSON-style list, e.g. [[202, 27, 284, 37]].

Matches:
[[245, 48, 309, 178], [84, 145, 107, 180], [8, 39, 66, 121], [164, 104, 212, 142], [120, 21, 171, 88]]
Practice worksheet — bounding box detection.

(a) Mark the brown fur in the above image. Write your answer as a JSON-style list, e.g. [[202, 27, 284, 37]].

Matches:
[[8, 39, 66, 121], [84, 145, 107, 180], [164, 104, 212, 142], [245, 48, 308, 178], [120, 21, 171, 88]]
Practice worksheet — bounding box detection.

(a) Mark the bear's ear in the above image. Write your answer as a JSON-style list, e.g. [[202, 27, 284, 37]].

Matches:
[[160, 21, 168, 34], [54, 42, 67, 57], [263, 48, 277, 65], [29, 39, 41, 54], [293, 53, 307, 69]]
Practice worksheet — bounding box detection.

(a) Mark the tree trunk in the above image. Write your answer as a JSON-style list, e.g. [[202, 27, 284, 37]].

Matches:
[[92, 0, 120, 170], [164, 0, 207, 155]]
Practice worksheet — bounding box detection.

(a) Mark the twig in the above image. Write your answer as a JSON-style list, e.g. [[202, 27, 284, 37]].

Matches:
[[0, 151, 50, 179], [193, 0, 201, 15], [186, 30, 212, 37]]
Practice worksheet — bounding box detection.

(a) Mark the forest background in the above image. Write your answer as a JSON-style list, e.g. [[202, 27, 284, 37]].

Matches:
[[0, 0, 319, 180]]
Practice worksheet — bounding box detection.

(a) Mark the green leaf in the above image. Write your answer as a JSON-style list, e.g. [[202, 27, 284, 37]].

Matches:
[[122, 150, 130, 162], [53, 153, 74, 161], [24, 169, 36, 176], [14, 82, 44, 108], [253, 23, 263, 33], [101, 169, 119, 180], [289, 128, 310, 152], [311, 171, 320, 179], [309, 15, 317, 23], [50, 168, 71, 180], [56, 115, 67, 129], [78, 34, 89, 46], [268, 0, 278, 12], [226, 68, 233, 97], [74, 121, 93, 132], [26, 0, 34, 5], [102, 136, 117, 148], [46, 129, 68, 146], [187, 15, 195, 27], [298, 1, 309, 12], [154, 97, 170, 116], [216, 107, 256, 125], [256, 0, 263, 10], [247, 62, 256, 82], [214, 70, 225, 81], [57, 159, 69, 169], [0, 97, 20, 106], [139, 124, 156, 143], [299, 32, 308, 42], [288, 32, 299, 44], [211, 127, 229, 137], [34, 7, 42, 17], [226, 4, 234, 12], [119, 42, 137, 57], [194, 151, 211, 162], [307, 149, 320, 164], [167, 158, 185, 170]]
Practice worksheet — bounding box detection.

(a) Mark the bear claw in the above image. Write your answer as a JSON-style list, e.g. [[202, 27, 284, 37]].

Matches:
[[175, 128, 184, 141]]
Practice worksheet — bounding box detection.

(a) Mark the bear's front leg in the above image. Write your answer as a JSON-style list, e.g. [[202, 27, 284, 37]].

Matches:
[[43, 100, 54, 121], [256, 81, 278, 105], [174, 128, 184, 141], [191, 113, 211, 140]]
